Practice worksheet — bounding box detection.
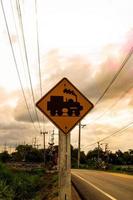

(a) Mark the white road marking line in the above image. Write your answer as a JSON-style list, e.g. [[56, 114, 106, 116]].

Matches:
[[72, 173, 117, 200]]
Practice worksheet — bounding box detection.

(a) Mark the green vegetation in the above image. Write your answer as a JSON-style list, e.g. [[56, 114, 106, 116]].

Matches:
[[0, 180, 14, 200], [109, 165, 133, 174], [0, 144, 132, 199], [0, 162, 42, 200], [71, 146, 133, 174], [0, 144, 133, 173], [0, 162, 58, 200], [0, 145, 58, 168]]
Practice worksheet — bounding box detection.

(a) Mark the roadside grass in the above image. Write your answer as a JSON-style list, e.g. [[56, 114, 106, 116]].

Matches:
[[75, 163, 133, 175], [0, 180, 14, 200], [36, 173, 58, 200], [109, 165, 133, 175], [0, 162, 58, 200]]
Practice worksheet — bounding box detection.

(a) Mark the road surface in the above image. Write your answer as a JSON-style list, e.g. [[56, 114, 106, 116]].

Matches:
[[72, 169, 133, 200]]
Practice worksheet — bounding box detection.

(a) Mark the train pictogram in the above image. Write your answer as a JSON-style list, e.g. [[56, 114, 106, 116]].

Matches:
[[47, 95, 83, 116], [36, 78, 94, 134]]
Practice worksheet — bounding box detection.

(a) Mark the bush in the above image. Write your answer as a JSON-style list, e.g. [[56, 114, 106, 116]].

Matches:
[[0, 163, 44, 200], [12, 172, 40, 200], [30, 168, 46, 176], [0, 180, 14, 200], [0, 163, 13, 185]]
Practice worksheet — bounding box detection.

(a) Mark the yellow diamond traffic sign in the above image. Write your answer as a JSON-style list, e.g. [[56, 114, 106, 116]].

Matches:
[[36, 78, 94, 134]]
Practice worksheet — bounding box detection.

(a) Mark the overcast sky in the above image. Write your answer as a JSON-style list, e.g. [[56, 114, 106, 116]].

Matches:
[[0, 0, 133, 153]]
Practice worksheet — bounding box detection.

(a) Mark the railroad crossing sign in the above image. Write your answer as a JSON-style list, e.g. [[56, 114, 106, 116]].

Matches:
[[36, 77, 94, 134]]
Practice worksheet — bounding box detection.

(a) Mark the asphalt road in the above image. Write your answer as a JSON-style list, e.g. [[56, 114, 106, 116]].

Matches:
[[72, 169, 133, 200]]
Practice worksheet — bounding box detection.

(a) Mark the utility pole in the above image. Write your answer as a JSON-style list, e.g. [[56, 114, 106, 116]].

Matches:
[[9, 145, 12, 154], [36, 144, 41, 149], [105, 143, 108, 153], [49, 129, 55, 146], [4, 143, 7, 152], [33, 137, 37, 148], [97, 141, 100, 165], [104, 143, 109, 163], [78, 122, 86, 168], [41, 131, 48, 167], [32, 137, 40, 149], [101, 143, 108, 152]]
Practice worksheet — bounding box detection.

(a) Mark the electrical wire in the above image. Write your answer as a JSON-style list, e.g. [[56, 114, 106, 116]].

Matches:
[[34, 0, 46, 132], [95, 46, 133, 105], [89, 79, 133, 124], [83, 47, 133, 149], [100, 121, 133, 142], [85, 46, 133, 128], [16, 0, 41, 131], [83, 119, 133, 149], [0, 0, 39, 133], [35, 0, 42, 97], [10, 0, 38, 126]]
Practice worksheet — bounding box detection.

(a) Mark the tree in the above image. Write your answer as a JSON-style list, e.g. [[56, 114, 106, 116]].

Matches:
[[80, 151, 87, 164], [0, 151, 10, 163], [11, 145, 43, 163], [87, 147, 104, 161], [71, 146, 87, 167], [115, 150, 124, 165], [108, 152, 117, 164], [71, 147, 78, 167]]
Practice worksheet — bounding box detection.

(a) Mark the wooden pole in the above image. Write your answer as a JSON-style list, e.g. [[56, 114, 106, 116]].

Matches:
[[41, 131, 48, 167], [58, 130, 71, 200]]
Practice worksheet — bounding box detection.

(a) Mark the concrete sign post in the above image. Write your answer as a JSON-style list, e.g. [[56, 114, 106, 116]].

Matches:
[[58, 131, 71, 200], [36, 77, 94, 200]]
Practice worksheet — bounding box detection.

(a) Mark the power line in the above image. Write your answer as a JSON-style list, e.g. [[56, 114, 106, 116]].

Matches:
[[16, 0, 41, 131], [85, 47, 133, 127], [0, 0, 39, 133], [83, 47, 133, 148], [83, 119, 133, 149], [95, 46, 133, 105], [35, 0, 42, 97], [82, 48, 133, 151], [10, 0, 38, 125], [34, 0, 46, 132], [89, 79, 133, 124], [99, 121, 133, 143]]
